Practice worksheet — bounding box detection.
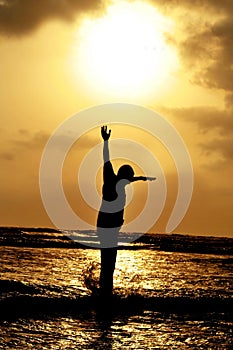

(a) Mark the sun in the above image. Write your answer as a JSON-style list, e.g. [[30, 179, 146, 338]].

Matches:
[[71, 1, 179, 99]]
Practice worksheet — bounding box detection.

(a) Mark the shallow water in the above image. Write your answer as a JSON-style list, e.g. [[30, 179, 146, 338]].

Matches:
[[0, 230, 233, 349], [1, 247, 232, 299], [1, 312, 232, 349]]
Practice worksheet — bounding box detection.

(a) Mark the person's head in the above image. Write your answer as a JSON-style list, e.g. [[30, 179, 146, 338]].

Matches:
[[117, 164, 134, 181]]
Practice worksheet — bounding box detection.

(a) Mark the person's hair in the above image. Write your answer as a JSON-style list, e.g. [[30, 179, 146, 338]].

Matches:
[[117, 164, 134, 181]]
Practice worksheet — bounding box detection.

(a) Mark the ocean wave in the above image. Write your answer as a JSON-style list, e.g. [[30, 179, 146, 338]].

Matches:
[[1, 227, 233, 254], [0, 280, 232, 320]]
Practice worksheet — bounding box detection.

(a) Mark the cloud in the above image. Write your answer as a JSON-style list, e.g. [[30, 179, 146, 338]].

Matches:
[[152, 0, 233, 13], [166, 106, 233, 135], [0, 151, 14, 160], [0, 129, 99, 161], [225, 93, 233, 110], [0, 130, 50, 161], [163, 106, 233, 166], [0, 0, 104, 36], [155, 0, 233, 165], [176, 16, 233, 93], [149, 0, 233, 94], [192, 19, 233, 91], [200, 137, 233, 160], [2, 0, 232, 98], [13, 130, 49, 148]]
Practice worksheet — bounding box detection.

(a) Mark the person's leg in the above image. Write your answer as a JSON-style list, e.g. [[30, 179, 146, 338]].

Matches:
[[100, 247, 117, 297], [98, 227, 119, 297]]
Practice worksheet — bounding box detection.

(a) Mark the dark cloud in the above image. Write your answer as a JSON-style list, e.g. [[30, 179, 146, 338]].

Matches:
[[0, 151, 15, 160], [175, 16, 233, 92], [152, 0, 233, 13], [167, 106, 233, 135], [13, 130, 50, 149], [149, 0, 233, 94], [200, 137, 233, 160], [0, 130, 49, 161], [0, 129, 99, 161], [1, 0, 232, 97], [199, 19, 233, 91], [164, 106, 233, 164], [225, 93, 233, 110], [0, 0, 104, 36]]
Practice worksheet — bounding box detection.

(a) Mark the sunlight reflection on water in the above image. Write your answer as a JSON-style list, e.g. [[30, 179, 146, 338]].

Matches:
[[1, 312, 232, 349], [0, 246, 232, 349], [1, 247, 231, 298]]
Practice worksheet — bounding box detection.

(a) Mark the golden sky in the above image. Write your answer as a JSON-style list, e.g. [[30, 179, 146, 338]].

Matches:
[[0, 0, 232, 237]]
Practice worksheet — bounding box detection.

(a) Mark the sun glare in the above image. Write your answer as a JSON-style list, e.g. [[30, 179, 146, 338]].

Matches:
[[71, 1, 179, 99]]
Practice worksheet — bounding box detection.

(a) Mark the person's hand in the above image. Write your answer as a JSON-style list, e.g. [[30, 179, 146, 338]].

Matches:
[[147, 177, 156, 181], [101, 125, 111, 141]]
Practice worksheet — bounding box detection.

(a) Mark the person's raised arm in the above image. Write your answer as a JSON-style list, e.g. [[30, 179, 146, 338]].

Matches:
[[131, 176, 156, 182], [101, 125, 111, 163]]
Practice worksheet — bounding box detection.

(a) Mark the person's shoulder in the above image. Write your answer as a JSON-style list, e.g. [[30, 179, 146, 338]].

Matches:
[[104, 161, 113, 168], [104, 161, 116, 176]]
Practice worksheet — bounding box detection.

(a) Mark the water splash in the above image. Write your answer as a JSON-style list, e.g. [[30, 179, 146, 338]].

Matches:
[[82, 262, 100, 296], [114, 268, 144, 298], [82, 262, 144, 298]]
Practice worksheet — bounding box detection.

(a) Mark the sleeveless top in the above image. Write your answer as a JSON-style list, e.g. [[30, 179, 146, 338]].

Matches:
[[97, 161, 128, 229]]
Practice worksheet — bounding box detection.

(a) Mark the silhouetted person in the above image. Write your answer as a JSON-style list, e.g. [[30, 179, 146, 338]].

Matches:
[[97, 126, 156, 298]]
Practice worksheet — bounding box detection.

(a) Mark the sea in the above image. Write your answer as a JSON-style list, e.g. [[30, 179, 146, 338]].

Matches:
[[0, 227, 232, 349]]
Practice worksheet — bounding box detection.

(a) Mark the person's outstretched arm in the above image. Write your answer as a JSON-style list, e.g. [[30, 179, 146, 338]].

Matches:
[[101, 125, 111, 163], [101, 125, 115, 183], [131, 176, 156, 182]]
